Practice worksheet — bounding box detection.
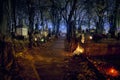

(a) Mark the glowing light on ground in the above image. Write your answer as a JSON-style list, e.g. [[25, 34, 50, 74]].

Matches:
[[106, 67, 119, 77], [73, 43, 84, 55], [89, 36, 93, 40], [41, 38, 44, 42], [34, 38, 37, 41]]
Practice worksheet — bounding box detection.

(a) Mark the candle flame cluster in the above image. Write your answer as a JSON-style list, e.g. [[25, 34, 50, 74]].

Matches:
[[73, 43, 84, 55], [106, 67, 119, 77]]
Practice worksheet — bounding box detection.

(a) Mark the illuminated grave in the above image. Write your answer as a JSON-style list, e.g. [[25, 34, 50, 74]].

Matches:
[[16, 19, 28, 38]]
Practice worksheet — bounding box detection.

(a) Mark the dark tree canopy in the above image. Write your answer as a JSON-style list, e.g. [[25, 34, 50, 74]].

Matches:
[[0, 0, 119, 37]]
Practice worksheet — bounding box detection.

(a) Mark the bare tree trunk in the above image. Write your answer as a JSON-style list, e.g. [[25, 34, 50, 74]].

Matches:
[[64, 0, 78, 52], [12, 0, 16, 32], [109, 0, 119, 38], [67, 0, 77, 41], [96, 16, 104, 34], [0, 0, 8, 35], [27, 0, 35, 48]]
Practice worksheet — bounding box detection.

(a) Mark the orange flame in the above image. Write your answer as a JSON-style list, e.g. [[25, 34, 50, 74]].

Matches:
[[73, 43, 84, 55], [106, 67, 119, 77]]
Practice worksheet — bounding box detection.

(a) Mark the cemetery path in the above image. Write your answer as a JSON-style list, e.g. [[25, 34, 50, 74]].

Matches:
[[16, 37, 72, 80]]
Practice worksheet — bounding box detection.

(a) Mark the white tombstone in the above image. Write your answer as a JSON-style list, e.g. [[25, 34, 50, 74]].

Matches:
[[16, 19, 28, 38]]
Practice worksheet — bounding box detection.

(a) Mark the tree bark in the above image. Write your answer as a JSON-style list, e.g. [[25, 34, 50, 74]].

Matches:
[[67, 0, 77, 42], [109, 0, 119, 38], [12, 0, 16, 32], [27, 0, 35, 48], [0, 0, 8, 35]]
